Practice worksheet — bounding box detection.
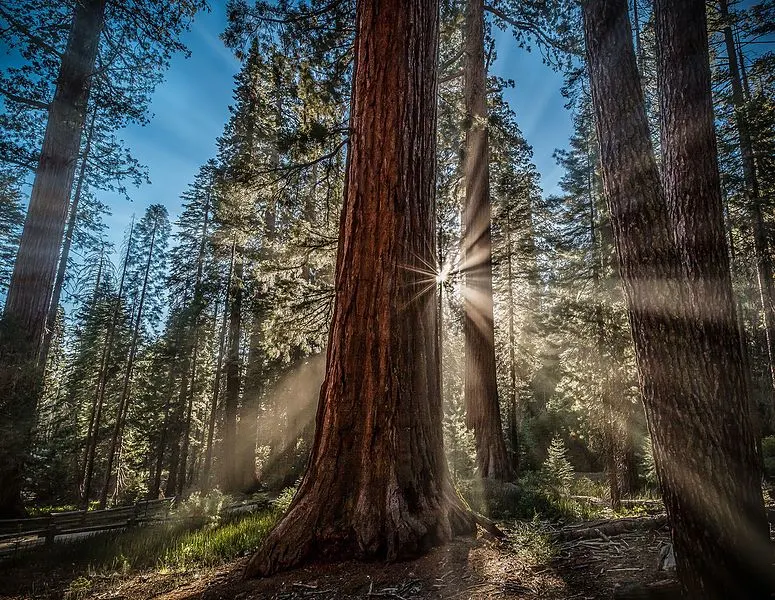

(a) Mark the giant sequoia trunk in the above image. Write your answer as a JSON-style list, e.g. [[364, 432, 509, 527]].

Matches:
[[243, 0, 474, 577], [462, 0, 513, 482], [583, 0, 771, 597], [0, 0, 106, 517]]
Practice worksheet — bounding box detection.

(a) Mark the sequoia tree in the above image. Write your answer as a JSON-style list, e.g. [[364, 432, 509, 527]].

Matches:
[[0, 0, 106, 518], [462, 0, 514, 481], [582, 0, 771, 597], [243, 0, 475, 577]]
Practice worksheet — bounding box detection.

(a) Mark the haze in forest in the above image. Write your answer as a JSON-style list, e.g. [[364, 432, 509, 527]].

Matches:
[[0, 1, 774, 600]]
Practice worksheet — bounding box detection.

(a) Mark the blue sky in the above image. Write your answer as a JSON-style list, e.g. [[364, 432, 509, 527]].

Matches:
[[3, 5, 572, 258], [99, 6, 572, 246]]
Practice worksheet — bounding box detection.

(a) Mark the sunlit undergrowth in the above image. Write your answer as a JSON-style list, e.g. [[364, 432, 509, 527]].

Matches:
[[504, 517, 558, 566], [3, 490, 296, 582]]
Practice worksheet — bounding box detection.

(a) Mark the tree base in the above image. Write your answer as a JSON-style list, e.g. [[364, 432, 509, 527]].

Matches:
[[244, 483, 476, 579]]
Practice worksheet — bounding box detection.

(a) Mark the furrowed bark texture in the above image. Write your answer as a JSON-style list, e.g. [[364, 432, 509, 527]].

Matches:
[[0, 0, 106, 517], [244, 0, 474, 578], [583, 0, 771, 597], [654, 0, 772, 594], [462, 0, 513, 481]]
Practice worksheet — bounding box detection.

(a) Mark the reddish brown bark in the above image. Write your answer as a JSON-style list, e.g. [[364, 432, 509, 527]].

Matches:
[[243, 0, 474, 578], [583, 0, 771, 596], [0, 0, 106, 517], [462, 0, 513, 482]]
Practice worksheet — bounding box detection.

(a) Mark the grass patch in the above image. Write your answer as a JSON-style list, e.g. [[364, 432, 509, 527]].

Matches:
[[504, 518, 557, 567], [160, 510, 278, 570], [4, 506, 281, 578]]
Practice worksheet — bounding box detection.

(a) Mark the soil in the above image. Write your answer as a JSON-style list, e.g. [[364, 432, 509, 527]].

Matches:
[[0, 519, 676, 599]]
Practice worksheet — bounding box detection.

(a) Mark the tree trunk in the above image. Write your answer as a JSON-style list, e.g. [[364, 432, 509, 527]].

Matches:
[[221, 255, 243, 492], [244, 0, 474, 577], [149, 362, 177, 499], [504, 207, 520, 475], [462, 0, 513, 482], [237, 300, 264, 492], [588, 176, 622, 510], [164, 352, 190, 497], [0, 0, 106, 518], [176, 335, 200, 496], [202, 255, 234, 489], [654, 1, 772, 590], [583, 0, 771, 597], [100, 215, 159, 508], [41, 109, 98, 368], [80, 220, 134, 508], [719, 0, 775, 419]]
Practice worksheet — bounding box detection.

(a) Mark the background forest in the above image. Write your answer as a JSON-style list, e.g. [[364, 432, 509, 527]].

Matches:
[[0, 0, 773, 529]]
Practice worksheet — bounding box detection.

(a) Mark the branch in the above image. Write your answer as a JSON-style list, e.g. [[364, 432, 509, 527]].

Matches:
[[0, 6, 63, 59], [0, 86, 49, 111], [483, 4, 563, 52]]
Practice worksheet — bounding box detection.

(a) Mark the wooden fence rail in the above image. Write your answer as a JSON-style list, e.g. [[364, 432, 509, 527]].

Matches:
[[0, 495, 270, 556], [0, 498, 175, 551]]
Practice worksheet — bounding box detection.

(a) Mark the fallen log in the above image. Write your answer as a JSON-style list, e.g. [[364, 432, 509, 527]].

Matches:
[[558, 515, 668, 541]]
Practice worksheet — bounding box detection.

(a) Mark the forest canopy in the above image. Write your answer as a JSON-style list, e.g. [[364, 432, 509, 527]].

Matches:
[[0, 0, 774, 599]]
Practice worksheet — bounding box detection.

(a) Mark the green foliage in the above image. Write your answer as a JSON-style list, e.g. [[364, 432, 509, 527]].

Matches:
[[762, 436, 775, 479], [505, 517, 558, 567], [6, 507, 279, 576], [64, 576, 92, 600], [160, 510, 278, 570], [641, 435, 659, 489], [176, 489, 231, 524], [458, 471, 604, 522], [541, 435, 575, 495], [272, 485, 297, 515]]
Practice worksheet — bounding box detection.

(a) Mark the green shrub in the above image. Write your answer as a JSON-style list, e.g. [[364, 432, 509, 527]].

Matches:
[[272, 485, 297, 515], [541, 435, 574, 495], [176, 489, 231, 524], [762, 436, 775, 479], [505, 517, 557, 566]]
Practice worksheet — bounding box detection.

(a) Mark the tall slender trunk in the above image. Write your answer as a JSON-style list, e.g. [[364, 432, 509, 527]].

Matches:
[[462, 0, 513, 482], [0, 0, 106, 518], [164, 346, 190, 497], [238, 302, 264, 491], [149, 360, 178, 499], [80, 221, 134, 507], [176, 334, 200, 496], [75, 245, 105, 492], [587, 171, 621, 510], [41, 109, 98, 368], [504, 207, 519, 474], [202, 252, 234, 489], [583, 0, 770, 596], [245, 75, 282, 489], [244, 0, 475, 576], [719, 0, 775, 418], [221, 250, 243, 492], [100, 216, 160, 508]]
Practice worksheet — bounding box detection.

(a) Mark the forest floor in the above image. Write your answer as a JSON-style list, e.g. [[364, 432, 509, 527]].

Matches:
[[0, 516, 677, 600]]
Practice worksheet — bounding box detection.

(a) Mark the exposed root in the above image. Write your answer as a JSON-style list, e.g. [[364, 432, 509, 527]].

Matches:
[[244, 484, 478, 580]]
